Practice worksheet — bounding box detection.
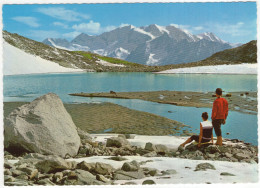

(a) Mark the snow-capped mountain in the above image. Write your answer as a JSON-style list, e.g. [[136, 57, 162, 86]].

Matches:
[[42, 24, 237, 65]]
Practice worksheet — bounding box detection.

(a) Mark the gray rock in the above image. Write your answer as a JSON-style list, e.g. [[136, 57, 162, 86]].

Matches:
[[149, 169, 159, 176], [67, 171, 77, 179], [37, 178, 55, 185], [220, 172, 235, 176], [75, 169, 105, 185], [206, 145, 220, 153], [17, 167, 38, 179], [161, 169, 177, 175], [118, 134, 126, 139], [122, 182, 138, 185], [121, 160, 140, 172], [4, 93, 80, 158], [206, 153, 215, 158], [225, 152, 233, 158], [106, 137, 130, 148], [145, 142, 156, 151], [234, 153, 250, 160], [125, 134, 135, 139], [54, 172, 63, 180], [195, 163, 216, 171], [96, 174, 110, 183], [4, 180, 29, 186], [35, 155, 74, 173], [10, 169, 25, 177], [107, 156, 127, 161], [77, 127, 92, 140], [143, 151, 157, 157], [4, 169, 12, 176], [95, 162, 114, 175], [192, 156, 205, 160], [76, 161, 95, 171], [4, 161, 14, 169], [113, 170, 145, 180], [4, 175, 15, 182], [154, 144, 169, 154], [142, 179, 156, 185], [16, 174, 29, 180]]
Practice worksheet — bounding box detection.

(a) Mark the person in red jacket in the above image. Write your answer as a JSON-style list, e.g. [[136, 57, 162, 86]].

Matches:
[[212, 88, 228, 146]]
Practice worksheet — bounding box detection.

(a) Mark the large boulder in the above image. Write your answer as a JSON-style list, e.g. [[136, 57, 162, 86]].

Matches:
[[4, 93, 81, 158]]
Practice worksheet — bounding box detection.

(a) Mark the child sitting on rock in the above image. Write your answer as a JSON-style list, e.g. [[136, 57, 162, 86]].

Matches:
[[180, 112, 213, 148]]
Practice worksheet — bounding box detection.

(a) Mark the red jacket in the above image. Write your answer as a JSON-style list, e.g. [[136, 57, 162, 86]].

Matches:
[[212, 97, 228, 120]]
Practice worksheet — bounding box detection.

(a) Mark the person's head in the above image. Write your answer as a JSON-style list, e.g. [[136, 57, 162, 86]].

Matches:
[[215, 88, 222, 97], [202, 112, 208, 121]]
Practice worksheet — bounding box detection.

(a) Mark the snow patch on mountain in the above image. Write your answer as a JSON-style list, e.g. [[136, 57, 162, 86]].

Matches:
[[3, 41, 84, 75], [154, 24, 170, 35], [114, 47, 130, 59], [146, 54, 160, 65], [96, 59, 125, 67], [133, 27, 156, 39], [72, 43, 90, 51], [182, 29, 197, 42], [93, 49, 108, 56], [47, 38, 71, 51]]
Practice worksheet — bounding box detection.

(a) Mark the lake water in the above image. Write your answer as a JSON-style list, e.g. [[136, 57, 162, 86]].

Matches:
[[3, 72, 258, 145]]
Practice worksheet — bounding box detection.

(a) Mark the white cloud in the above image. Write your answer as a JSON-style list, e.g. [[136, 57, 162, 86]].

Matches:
[[119, 23, 131, 27], [62, 31, 81, 39], [72, 20, 116, 34], [53, 22, 69, 29], [193, 26, 204, 31], [72, 20, 100, 34], [27, 30, 60, 41], [205, 21, 253, 37], [37, 7, 90, 22], [12, 17, 40, 28], [103, 25, 117, 32]]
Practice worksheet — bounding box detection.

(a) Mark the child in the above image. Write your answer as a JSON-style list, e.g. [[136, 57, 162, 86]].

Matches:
[[180, 112, 213, 148]]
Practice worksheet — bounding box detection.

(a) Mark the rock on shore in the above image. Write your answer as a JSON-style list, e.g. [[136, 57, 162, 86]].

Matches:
[[4, 93, 81, 157]]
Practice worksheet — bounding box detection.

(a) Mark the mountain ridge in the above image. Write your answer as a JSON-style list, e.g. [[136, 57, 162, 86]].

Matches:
[[3, 31, 256, 75], [42, 24, 237, 66]]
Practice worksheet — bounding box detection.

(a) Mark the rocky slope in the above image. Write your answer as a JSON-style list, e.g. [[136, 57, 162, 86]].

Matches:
[[160, 39, 257, 70], [42, 24, 235, 65], [3, 31, 161, 72], [203, 40, 257, 63]]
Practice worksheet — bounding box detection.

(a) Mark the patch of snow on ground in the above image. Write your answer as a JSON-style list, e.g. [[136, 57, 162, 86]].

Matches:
[[96, 59, 125, 67], [68, 134, 258, 184], [3, 41, 84, 75], [157, 63, 257, 74]]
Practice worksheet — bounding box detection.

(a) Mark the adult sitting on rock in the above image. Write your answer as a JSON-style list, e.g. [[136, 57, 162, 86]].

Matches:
[[180, 112, 213, 148]]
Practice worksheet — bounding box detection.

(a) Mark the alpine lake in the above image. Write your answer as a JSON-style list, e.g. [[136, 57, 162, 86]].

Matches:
[[3, 72, 258, 145]]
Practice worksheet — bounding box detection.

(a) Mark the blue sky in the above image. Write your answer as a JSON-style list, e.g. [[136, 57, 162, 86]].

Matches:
[[2, 2, 257, 44]]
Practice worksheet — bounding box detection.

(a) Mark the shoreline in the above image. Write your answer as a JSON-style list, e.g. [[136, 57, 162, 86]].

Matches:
[[69, 90, 257, 115], [4, 102, 192, 136]]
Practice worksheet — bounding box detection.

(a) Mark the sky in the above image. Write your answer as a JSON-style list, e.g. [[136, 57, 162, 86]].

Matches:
[[2, 2, 257, 44]]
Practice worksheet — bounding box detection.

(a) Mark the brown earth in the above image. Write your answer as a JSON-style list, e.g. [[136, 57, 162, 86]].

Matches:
[[3, 102, 191, 136], [70, 91, 257, 115]]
